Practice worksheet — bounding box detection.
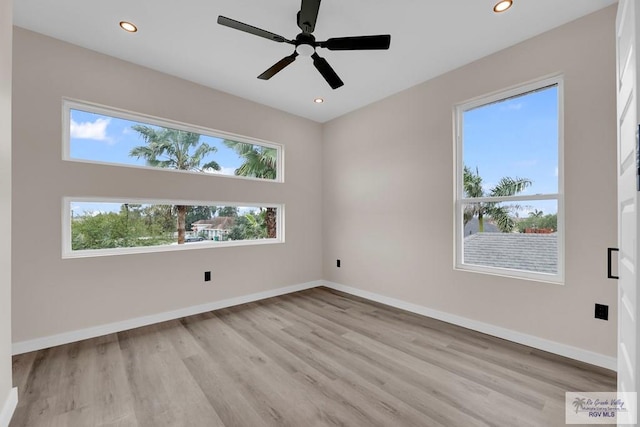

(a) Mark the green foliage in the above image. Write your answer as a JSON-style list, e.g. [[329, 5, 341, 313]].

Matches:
[[141, 205, 175, 233], [130, 126, 223, 244], [72, 207, 174, 250], [226, 217, 247, 241], [463, 166, 532, 233], [223, 140, 277, 179], [217, 206, 239, 217], [227, 210, 267, 241], [130, 126, 221, 172], [223, 140, 277, 238], [516, 212, 557, 233], [72, 204, 273, 250]]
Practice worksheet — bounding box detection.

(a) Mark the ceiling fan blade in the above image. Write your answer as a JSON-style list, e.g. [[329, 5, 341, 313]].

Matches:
[[311, 52, 344, 89], [320, 35, 391, 50], [297, 0, 321, 33], [217, 16, 291, 44], [258, 53, 299, 80]]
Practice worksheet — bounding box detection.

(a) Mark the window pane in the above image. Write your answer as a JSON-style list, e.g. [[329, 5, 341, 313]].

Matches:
[[70, 201, 278, 253], [462, 200, 558, 274], [68, 107, 279, 181], [463, 85, 558, 195]]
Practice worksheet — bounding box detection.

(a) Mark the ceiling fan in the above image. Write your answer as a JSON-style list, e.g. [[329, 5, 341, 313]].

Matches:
[[217, 0, 391, 89]]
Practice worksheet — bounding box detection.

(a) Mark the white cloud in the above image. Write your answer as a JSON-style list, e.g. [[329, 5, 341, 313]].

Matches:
[[70, 118, 111, 141], [206, 166, 237, 175], [501, 102, 523, 111]]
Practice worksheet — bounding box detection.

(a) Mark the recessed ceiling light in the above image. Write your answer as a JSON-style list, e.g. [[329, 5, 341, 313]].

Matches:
[[314, 98, 324, 104], [119, 21, 138, 33], [493, 0, 513, 13]]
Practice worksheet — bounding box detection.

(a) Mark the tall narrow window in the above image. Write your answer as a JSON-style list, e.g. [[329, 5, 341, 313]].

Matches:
[[455, 77, 563, 283]]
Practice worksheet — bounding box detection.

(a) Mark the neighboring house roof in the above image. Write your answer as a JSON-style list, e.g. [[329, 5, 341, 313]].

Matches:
[[192, 217, 236, 230], [463, 233, 557, 274], [463, 217, 499, 236]]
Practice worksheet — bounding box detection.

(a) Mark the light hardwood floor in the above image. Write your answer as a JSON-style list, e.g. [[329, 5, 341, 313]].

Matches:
[[11, 287, 616, 427]]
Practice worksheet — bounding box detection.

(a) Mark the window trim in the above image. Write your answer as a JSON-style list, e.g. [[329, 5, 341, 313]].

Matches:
[[62, 98, 285, 183], [63, 197, 285, 259], [453, 75, 565, 284]]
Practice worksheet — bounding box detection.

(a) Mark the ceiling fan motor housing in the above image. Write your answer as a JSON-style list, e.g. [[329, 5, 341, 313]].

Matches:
[[295, 33, 316, 56]]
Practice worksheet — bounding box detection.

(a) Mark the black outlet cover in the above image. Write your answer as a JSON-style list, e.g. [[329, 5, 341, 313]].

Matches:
[[595, 304, 608, 321], [204, 271, 211, 282], [337, 259, 341, 268]]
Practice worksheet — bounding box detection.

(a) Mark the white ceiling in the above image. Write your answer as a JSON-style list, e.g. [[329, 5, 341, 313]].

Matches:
[[13, 0, 616, 123]]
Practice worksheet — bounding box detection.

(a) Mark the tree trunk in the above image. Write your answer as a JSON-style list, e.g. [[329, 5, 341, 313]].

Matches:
[[265, 207, 277, 239], [478, 212, 484, 233], [177, 205, 187, 244]]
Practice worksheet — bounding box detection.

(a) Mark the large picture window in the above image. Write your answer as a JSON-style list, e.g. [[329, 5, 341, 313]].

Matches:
[[454, 76, 563, 283], [64, 199, 284, 258], [63, 99, 283, 182]]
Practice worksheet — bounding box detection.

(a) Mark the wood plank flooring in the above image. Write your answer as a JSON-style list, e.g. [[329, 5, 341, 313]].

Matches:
[[11, 287, 616, 427]]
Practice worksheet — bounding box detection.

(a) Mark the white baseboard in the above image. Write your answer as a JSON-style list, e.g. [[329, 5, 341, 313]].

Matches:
[[12, 280, 322, 355], [12, 279, 617, 371], [322, 281, 617, 371], [0, 387, 17, 427]]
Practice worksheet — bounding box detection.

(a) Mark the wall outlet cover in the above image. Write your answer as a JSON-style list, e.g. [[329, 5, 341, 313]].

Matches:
[[594, 303, 608, 321]]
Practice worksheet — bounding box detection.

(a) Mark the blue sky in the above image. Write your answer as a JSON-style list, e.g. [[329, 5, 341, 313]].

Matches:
[[463, 85, 559, 216], [69, 88, 559, 218], [70, 109, 245, 174], [69, 109, 256, 215]]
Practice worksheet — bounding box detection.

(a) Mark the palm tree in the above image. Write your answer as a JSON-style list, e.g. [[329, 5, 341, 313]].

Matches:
[[463, 166, 532, 233], [224, 141, 277, 179], [223, 140, 278, 238], [530, 209, 544, 218], [572, 397, 586, 414], [130, 126, 221, 244]]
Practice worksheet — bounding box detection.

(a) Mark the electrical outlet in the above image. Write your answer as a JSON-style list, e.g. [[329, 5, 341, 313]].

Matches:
[[337, 259, 341, 268], [204, 271, 211, 282], [594, 303, 608, 321]]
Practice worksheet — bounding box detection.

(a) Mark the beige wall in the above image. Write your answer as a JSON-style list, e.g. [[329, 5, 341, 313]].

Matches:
[[11, 6, 619, 362], [1, 0, 13, 415], [323, 7, 618, 357], [11, 28, 323, 343]]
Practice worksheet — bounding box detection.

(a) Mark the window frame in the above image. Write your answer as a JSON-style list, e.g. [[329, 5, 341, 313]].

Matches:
[[62, 98, 285, 183], [453, 75, 565, 284], [63, 197, 285, 259]]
